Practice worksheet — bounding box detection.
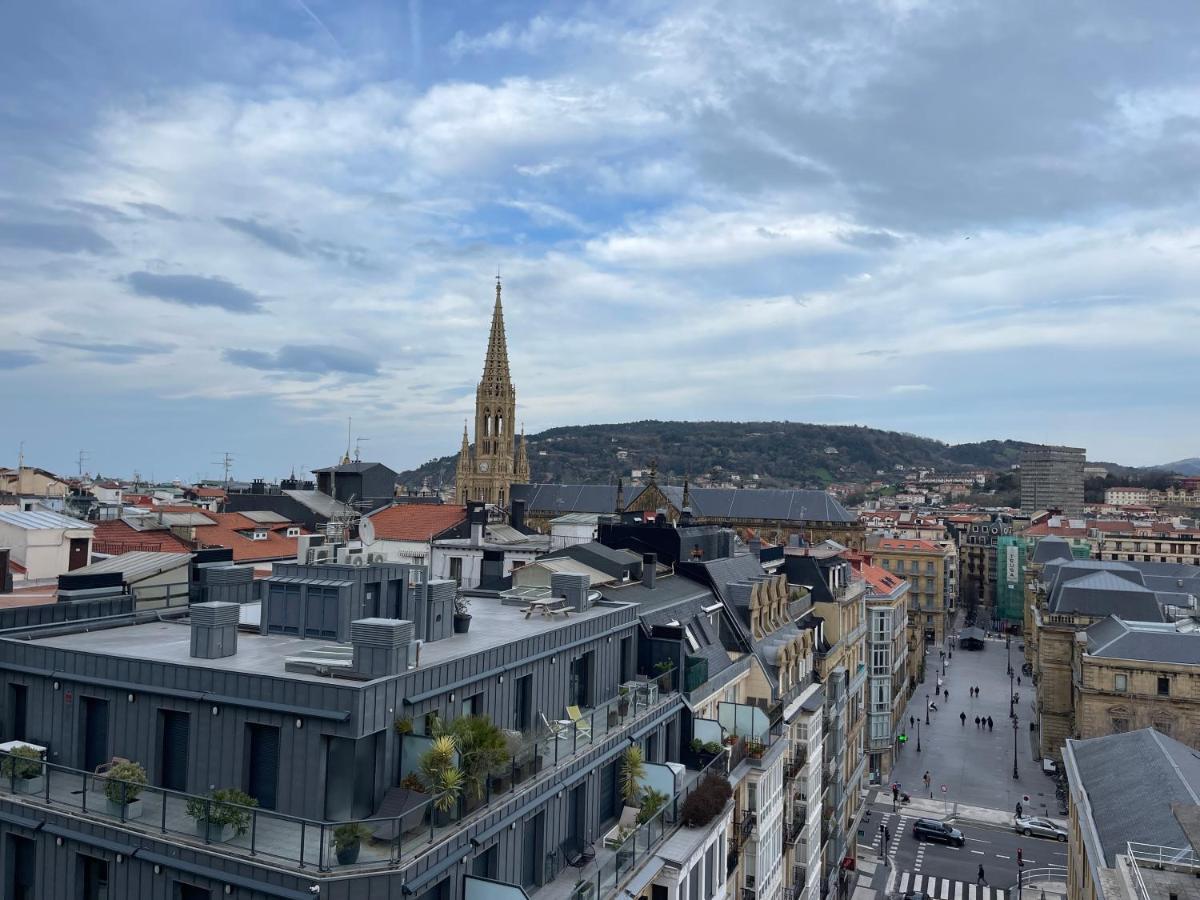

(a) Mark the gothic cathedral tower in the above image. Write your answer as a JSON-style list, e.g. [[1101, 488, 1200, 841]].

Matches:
[[455, 278, 530, 506]]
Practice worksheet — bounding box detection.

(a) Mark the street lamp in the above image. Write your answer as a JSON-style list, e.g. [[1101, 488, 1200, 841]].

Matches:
[[916, 717, 921, 753], [1012, 714, 1020, 780], [925, 693, 930, 725], [1009, 668, 1015, 719]]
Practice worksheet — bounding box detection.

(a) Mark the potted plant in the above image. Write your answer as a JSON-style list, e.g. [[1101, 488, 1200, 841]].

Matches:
[[689, 738, 704, 754], [617, 686, 630, 717], [393, 717, 414, 736], [636, 788, 669, 826], [419, 735, 463, 825], [620, 746, 645, 805], [102, 759, 147, 819], [453, 596, 472, 634], [1, 745, 44, 794], [186, 788, 258, 841], [333, 822, 372, 865], [448, 715, 509, 808], [747, 741, 765, 759], [703, 741, 723, 755], [654, 660, 673, 691], [679, 774, 732, 828]]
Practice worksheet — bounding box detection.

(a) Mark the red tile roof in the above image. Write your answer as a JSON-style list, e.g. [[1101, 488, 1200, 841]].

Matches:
[[859, 561, 906, 596], [190, 487, 227, 499], [877, 538, 940, 552], [366, 504, 467, 542], [93, 519, 195, 554], [191, 512, 306, 562]]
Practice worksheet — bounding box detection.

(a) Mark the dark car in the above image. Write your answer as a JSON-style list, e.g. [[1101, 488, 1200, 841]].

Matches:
[[911, 818, 965, 847]]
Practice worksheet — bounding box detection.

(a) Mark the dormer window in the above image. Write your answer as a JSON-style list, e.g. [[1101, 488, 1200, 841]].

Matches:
[[252, 529, 268, 541], [286, 527, 300, 537]]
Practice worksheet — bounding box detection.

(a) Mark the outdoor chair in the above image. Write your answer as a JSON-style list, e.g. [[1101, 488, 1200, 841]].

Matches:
[[369, 786, 428, 842], [540, 712, 569, 741], [560, 838, 596, 869], [564, 706, 592, 738]]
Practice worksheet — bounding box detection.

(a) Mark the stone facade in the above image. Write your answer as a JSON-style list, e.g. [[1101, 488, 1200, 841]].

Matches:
[[1076, 653, 1200, 749], [455, 279, 530, 506]]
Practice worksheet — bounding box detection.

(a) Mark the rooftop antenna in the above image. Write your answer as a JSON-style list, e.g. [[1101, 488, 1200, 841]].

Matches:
[[211, 451, 235, 488], [76, 449, 90, 479], [17, 441, 24, 472], [354, 437, 371, 461], [342, 416, 352, 465]]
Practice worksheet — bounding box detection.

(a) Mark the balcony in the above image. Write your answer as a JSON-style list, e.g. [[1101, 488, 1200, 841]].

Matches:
[[735, 811, 757, 848], [537, 753, 731, 900], [784, 749, 808, 781], [0, 680, 680, 877]]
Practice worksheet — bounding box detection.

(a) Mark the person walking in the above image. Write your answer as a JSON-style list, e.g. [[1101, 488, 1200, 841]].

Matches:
[[885, 826, 891, 847], [923, 771, 931, 793], [987, 716, 994, 731], [944, 688, 949, 703], [960, 711, 966, 726], [977, 864, 987, 886], [974, 716, 980, 728], [1016, 800, 1023, 818], [1017, 676, 1022, 686]]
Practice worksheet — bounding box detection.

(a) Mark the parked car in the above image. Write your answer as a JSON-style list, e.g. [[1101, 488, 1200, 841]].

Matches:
[[1015, 816, 1067, 841], [911, 818, 965, 847]]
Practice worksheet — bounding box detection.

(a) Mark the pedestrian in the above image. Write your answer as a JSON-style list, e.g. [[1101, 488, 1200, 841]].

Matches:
[[1016, 800, 1023, 818], [910, 715, 915, 729], [1017, 676, 1022, 686], [960, 711, 966, 726], [923, 771, 931, 792], [885, 826, 891, 846], [988, 716, 994, 731], [944, 689, 949, 702], [977, 864, 987, 886], [975, 716, 980, 727], [892, 784, 899, 803]]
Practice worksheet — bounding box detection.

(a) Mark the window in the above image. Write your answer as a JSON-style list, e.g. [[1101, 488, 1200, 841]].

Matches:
[[1157, 677, 1170, 697], [449, 557, 463, 586], [684, 627, 701, 653], [286, 527, 300, 537], [1113, 674, 1127, 692], [1111, 716, 1129, 733], [175, 883, 212, 900]]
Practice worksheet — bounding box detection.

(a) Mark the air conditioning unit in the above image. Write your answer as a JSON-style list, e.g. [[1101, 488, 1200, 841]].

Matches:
[[350, 555, 365, 566], [308, 548, 331, 564], [367, 553, 386, 564]]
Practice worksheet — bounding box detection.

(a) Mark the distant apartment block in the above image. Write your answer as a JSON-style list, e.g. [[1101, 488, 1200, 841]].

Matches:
[[1020, 444, 1085, 515]]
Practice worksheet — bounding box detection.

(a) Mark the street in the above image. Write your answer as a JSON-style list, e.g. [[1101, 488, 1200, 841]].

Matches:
[[860, 797, 1067, 897], [887, 632, 1055, 817]]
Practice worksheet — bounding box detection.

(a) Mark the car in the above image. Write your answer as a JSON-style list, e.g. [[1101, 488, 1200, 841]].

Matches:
[[911, 818, 965, 847], [1015, 816, 1067, 841]]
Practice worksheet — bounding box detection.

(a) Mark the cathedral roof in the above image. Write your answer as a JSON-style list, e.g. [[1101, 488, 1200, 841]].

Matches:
[[481, 277, 511, 385]]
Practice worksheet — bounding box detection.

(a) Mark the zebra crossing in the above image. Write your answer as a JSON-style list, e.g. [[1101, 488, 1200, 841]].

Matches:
[[869, 809, 909, 863], [895, 872, 1008, 899]]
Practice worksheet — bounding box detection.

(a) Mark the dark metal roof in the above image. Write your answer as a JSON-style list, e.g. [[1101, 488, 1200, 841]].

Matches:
[[1086, 616, 1200, 664]]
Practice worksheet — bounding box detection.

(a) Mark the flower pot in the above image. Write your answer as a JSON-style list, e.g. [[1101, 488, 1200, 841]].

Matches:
[[453, 614, 472, 634], [617, 699, 630, 717], [336, 842, 361, 865], [105, 799, 143, 820], [14, 776, 43, 795], [193, 820, 234, 842]]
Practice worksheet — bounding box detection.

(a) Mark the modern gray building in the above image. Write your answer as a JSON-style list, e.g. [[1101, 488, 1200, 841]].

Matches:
[[1019, 444, 1085, 515], [0, 527, 799, 900]]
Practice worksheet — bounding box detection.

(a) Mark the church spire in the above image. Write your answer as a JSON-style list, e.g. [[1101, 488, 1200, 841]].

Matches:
[[482, 276, 511, 384], [516, 422, 530, 483]]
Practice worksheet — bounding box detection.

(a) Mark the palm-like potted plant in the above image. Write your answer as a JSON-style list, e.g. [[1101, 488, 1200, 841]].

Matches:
[[102, 759, 147, 819], [420, 735, 463, 825], [654, 660, 673, 691], [619, 745, 645, 805], [333, 822, 372, 865], [1, 745, 44, 794], [450, 715, 511, 807], [186, 788, 258, 841], [453, 595, 472, 634]]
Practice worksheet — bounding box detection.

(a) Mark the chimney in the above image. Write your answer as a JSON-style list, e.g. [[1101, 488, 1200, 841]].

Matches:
[[655, 510, 667, 527], [468, 501, 486, 547], [511, 499, 526, 532], [190, 602, 239, 659], [642, 553, 657, 589], [551, 572, 590, 613], [351, 618, 415, 677]]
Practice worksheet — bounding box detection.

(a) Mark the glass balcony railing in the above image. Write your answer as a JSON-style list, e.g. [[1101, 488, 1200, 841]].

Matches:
[[0, 676, 680, 877]]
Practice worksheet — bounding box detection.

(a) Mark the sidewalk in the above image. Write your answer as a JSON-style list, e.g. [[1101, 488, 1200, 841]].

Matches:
[[880, 791, 1067, 830]]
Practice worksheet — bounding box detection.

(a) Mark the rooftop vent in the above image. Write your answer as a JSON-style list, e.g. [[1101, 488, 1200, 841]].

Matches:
[[642, 553, 657, 589], [551, 572, 589, 613], [351, 618, 415, 678], [190, 601, 240, 659]]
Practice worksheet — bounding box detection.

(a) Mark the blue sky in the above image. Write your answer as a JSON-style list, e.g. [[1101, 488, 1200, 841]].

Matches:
[[2, 0, 1199, 481]]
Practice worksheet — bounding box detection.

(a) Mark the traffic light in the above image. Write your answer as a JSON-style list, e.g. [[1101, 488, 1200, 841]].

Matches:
[[898, 733, 908, 743], [1017, 848, 1024, 867]]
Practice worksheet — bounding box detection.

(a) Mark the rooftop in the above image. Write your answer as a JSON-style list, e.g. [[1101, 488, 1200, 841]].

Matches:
[[366, 502, 466, 541], [0, 509, 94, 531], [1085, 616, 1200, 665], [72, 550, 193, 581]]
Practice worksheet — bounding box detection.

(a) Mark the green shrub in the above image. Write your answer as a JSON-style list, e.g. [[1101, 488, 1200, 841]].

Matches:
[[636, 787, 669, 826], [185, 788, 259, 836], [102, 760, 147, 806], [679, 774, 733, 828], [0, 745, 42, 780], [333, 822, 372, 852]]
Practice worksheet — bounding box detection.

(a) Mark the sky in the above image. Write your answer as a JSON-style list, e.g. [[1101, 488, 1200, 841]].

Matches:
[[2, 0, 1199, 482]]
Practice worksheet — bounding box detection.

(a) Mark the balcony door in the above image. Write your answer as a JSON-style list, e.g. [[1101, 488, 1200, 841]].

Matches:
[[80, 697, 109, 772]]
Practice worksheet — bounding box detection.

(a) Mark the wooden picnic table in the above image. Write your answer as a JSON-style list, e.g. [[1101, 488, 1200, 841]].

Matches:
[[523, 597, 571, 619]]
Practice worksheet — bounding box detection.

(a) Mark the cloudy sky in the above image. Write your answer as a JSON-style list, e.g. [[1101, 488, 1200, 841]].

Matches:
[[2, 0, 1198, 481]]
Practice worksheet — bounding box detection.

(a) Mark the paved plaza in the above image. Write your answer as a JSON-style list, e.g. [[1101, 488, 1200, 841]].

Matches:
[[887, 632, 1057, 817]]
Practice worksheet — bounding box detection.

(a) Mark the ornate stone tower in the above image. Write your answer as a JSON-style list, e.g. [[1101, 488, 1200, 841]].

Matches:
[[455, 278, 529, 506]]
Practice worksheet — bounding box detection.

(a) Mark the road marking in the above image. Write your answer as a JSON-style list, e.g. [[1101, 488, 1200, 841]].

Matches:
[[968, 886, 977, 900], [966, 837, 992, 844], [940, 879, 952, 899], [995, 853, 1010, 859], [914, 874, 924, 891], [954, 883, 963, 900], [970, 849, 985, 855], [899, 873, 910, 893]]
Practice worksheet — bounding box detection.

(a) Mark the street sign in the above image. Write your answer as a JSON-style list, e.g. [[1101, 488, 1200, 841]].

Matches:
[[940, 785, 947, 793]]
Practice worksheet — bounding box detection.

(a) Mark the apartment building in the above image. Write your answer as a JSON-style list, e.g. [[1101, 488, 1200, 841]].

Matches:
[[1099, 529, 1200, 566], [1102, 487, 1149, 507], [1062, 728, 1200, 900], [956, 514, 1012, 625], [1026, 556, 1200, 761], [1019, 444, 1085, 516], [1075, 617, 1200, 749], [784, 544, 868, 900], [866, 537, 952, 690], [854, 561, 909, 783]]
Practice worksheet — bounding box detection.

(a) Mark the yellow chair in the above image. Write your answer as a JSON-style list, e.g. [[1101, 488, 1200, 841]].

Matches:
[[564, 706, 592, 738]]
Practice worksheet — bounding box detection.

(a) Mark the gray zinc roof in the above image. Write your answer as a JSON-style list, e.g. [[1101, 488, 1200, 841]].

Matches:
[[73, 551, 193, 582], [511, 483, 622, 515], [0, 509, 94, 531], [1066, 728, 1200, 866], [281, 489, 354, 518], [1032, 536, 1075, 565], [660, 486, 854, 523], [1086, 616, 1200, 665], [1052, 571, 1167, 622]]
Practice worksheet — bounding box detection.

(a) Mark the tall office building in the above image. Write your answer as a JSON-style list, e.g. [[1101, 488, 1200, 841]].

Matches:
[[1020, 444, 1085, 515]]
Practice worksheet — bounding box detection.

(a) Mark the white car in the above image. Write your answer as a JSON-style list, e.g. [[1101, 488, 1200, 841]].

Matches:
[[1015, 816, 1067, 841]]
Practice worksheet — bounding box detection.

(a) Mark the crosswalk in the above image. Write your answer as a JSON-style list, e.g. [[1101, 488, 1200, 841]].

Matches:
[[896, 872, 1008, 899]]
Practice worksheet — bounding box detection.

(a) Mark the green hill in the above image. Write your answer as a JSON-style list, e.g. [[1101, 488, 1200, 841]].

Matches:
[[395, 420, 1038, 491]]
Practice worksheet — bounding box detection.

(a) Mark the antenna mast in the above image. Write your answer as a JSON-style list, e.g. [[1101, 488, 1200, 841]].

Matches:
[[211, 452, 235, 488]]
